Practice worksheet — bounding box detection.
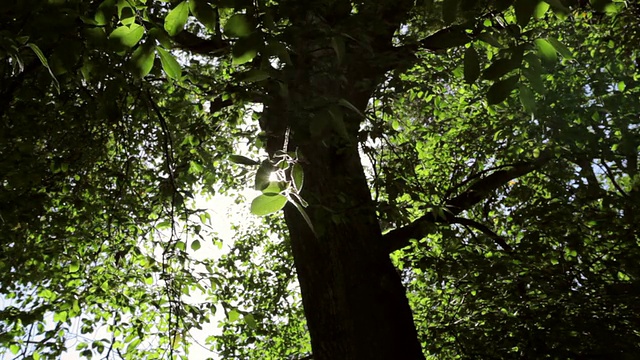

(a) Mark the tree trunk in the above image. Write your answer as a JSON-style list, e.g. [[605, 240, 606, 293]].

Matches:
[[282, 142, 424, 360], [261, 24, 424, 356]]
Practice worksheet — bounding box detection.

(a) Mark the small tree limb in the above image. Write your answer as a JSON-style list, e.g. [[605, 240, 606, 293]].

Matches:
[[384, 152, 552, 253]]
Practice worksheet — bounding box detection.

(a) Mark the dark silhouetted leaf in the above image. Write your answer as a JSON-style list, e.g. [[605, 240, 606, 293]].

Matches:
[[487, 75, 519, 104], [422, 27, 470, 50], [224, 14, 253, 38], [464, 46, 480, 84], [189, 0, 217, 32], [514, 0, 538, 27], [131, 43, 155, 78], [229, 155, 260, 166]]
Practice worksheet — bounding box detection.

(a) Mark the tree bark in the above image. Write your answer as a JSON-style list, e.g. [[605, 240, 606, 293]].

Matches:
[[280, 141, 424, 360], [261, 35, 423, 360]]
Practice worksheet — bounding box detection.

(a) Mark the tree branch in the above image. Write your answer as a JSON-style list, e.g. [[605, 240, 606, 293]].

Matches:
[[384, 152, 552, 253], [452, 216, 512, 252]]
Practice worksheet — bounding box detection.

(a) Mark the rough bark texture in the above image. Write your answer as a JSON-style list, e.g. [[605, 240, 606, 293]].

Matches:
[[281, 143, 424, 359], [259, 3, 424, 356]]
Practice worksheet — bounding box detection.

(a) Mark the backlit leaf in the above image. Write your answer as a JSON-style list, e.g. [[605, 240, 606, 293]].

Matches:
[[292, 163, 304, 191], [250, 194, 287, 216], [110, 24, 144, 48], [164, 1, 189, 36], [228, 309, 240, 322], [534, 38, 558, 64], [534, 1, 550, 18], [254, 160, 274, 191], [547, 37, 573, 60], [156, 47, 182, 79]]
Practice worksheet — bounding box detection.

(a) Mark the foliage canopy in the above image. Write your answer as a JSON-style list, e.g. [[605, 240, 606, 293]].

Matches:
[[1, 0, 639, 359]]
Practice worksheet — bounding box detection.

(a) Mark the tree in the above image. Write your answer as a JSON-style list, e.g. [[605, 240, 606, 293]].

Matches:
[[1, 0, 639, 359]]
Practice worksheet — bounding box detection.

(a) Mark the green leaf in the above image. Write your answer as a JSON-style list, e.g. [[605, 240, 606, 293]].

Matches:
[[262, 181, 285, 195], [156, 47, 182, 79], [250, 194, 287, 216], [10, 344, 20, 355], [229, 154, 260, 166], [518, 84, 537, 113], [487, 75, 519, 104], [292, 163, 304, 191], [69, 261, 80, 273], [164, 1, 189, 36], [442, 0, 459, 24], [617, 271, 631, 281], [53, 311, 68, 322], [547, 37, 573, 60], [109, 24, 145, 48], [534, 38, 558, 64], [617, 81, 626, 92], [244, 314, 258, 329], [224, 14, 253, 38], [191, 240, 201, 251], [27, 43, 60, 93], [534, 1, 550, 18], [463, 46, 480, 84], [189, 0, 217, 32], [254, 160, 274, 191], [95, 0, 117, 25], [514, 0, 538, 27], [228, 309, 240, 322], [131, 43, 155, 78]]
